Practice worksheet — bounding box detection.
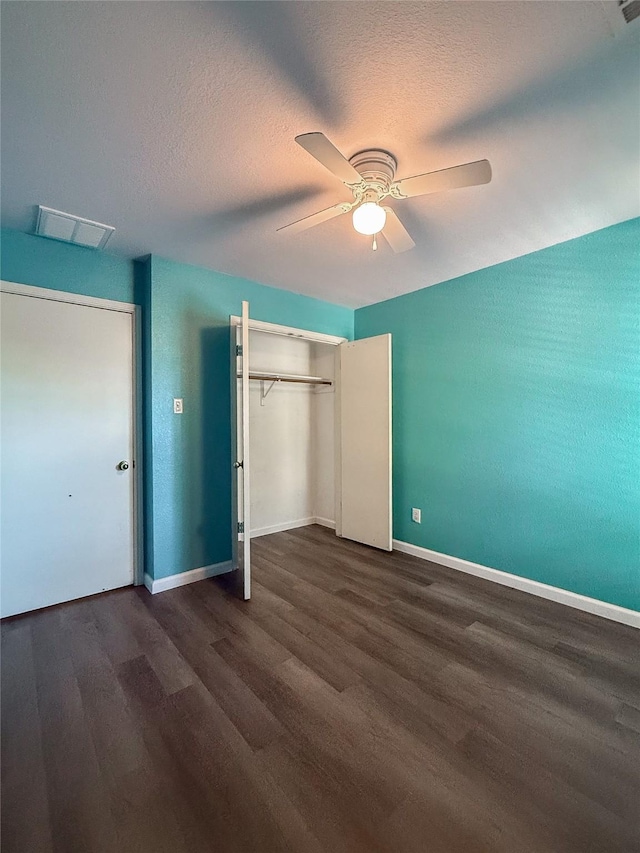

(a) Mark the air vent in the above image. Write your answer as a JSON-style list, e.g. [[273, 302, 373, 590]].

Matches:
[[35, 206, 115, 249], [620, 0, 640, 23]]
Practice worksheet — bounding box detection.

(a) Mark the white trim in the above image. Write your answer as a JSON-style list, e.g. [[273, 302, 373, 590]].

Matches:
[[144, 560, 233, 594], [251, 517, 317, 538], [0, 280, 135, 314], [240, 300, 251, 600], [334, 344, 343, 538], [393, 540, 640, 629], [131, 305, 144, 587], [230, 317, 241, 579], [230, 314, 347, 347], [250, 516, 336, 538], [314, 516, 336, 530], [1, 280, 143, 587]]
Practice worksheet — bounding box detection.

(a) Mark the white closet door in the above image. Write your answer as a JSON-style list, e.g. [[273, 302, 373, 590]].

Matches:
[[231, 300, 251, 599], [339, 334, 392, 550], [1, 290, 135, 617]]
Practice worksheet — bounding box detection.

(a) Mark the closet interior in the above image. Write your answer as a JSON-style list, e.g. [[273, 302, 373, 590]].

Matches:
[[247, 329, 338, 538]]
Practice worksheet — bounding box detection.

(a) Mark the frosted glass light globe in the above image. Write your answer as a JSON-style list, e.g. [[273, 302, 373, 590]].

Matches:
[[352, 202, 386, 236]]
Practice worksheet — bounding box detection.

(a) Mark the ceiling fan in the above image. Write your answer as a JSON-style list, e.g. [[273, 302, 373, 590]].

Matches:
[[278, 132, 492, 253]]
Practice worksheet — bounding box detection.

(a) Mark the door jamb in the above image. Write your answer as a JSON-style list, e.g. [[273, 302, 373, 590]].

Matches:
[[1, 280, 144, 587]]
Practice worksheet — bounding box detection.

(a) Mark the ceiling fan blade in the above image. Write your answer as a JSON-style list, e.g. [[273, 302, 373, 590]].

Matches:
[[295, 132, 363, 185], [277, 201, 352, 235], [381, 207, 415, 253], [394, 159, 492, 199]]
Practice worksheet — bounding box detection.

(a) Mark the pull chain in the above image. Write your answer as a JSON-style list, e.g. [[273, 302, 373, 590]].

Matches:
[[372, 234, 378, 251]]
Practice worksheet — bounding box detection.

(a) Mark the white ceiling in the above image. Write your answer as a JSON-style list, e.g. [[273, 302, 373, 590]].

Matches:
[[1, 1, 638, 307]]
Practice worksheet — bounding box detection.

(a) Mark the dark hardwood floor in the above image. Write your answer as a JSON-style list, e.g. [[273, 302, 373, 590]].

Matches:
[[2, 525, 639, 852]]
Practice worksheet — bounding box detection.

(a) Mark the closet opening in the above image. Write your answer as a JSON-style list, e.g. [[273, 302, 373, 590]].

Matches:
[[231, 304, 392, 600], [247, 328, 339, 539]]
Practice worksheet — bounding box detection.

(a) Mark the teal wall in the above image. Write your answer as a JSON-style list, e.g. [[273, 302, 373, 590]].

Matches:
[[1, 228, 135, 303], [4, 221, 638, 609], [1, 228, 353, 582], [355, 218, 640, 611], [147, 256, 353, 579]]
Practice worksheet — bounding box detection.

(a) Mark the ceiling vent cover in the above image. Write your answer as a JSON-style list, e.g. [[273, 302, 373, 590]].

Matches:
[[35, 206, 115, 249]]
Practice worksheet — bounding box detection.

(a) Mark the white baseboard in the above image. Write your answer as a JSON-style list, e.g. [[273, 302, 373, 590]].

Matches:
[[144, 560, 233, 595], [251, 516, 336, 538], [250, 517, 316, 539], [392, 540, 640, 629]]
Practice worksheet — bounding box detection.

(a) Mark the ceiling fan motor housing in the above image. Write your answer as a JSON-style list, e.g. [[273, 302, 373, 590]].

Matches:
[[349, 149, 397, 197]]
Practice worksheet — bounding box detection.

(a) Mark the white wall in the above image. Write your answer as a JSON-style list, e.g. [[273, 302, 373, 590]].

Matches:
[[249, 331, 313, 535], [248, 331, 336, 536], [311, 342, 336, 526]]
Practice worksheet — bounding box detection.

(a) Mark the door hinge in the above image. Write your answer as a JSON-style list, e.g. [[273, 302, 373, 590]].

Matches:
[[237, 522, 244, 534], [236, 344, 243, 356]]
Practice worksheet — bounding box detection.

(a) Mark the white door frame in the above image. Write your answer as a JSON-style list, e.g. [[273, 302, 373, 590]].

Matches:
[[230, 313, 349, 539], [0, 280, 144, 587], [229, 315, 348, 348]]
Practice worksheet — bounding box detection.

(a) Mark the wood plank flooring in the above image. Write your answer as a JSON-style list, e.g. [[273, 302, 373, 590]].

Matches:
[[2, 525, 639, 852]]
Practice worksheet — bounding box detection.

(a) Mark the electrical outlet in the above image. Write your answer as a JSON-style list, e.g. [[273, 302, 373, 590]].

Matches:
[[173, 398, 183, 414], [411, 507, 421, 523]]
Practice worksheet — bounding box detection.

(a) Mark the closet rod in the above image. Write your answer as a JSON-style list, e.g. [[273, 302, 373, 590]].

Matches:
[[241, 372, 333, 405], [251, 374, 331, 386], [240, 372, 332, 386]]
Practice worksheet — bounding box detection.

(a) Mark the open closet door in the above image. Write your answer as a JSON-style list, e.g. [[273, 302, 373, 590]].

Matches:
[[231, 300, 251, 599], [339, 334, 392, 551]]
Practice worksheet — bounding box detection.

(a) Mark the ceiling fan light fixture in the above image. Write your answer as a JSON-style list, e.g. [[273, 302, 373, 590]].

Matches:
[[352, 202, 386, 236], [279, 132, 491, 254]]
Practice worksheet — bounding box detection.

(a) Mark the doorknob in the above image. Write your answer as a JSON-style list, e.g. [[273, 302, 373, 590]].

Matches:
[[233, 461, 243, 469], [117, 461, 130, 471]]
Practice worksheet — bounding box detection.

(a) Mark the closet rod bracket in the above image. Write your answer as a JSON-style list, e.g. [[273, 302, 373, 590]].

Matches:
[[260, 378, 279, 406]]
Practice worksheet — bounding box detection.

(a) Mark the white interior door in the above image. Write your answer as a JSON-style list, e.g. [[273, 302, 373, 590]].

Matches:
[[339, 334, 392, 550], [231, 300, 251, 599], [0, 290, 135, 617]]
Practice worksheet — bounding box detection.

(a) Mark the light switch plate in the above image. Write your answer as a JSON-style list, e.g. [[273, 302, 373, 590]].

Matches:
[[173, 398, 183, 414]]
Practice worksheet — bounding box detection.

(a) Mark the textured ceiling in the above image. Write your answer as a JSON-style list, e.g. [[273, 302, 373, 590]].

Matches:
[[1, 1, 638, 307]]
